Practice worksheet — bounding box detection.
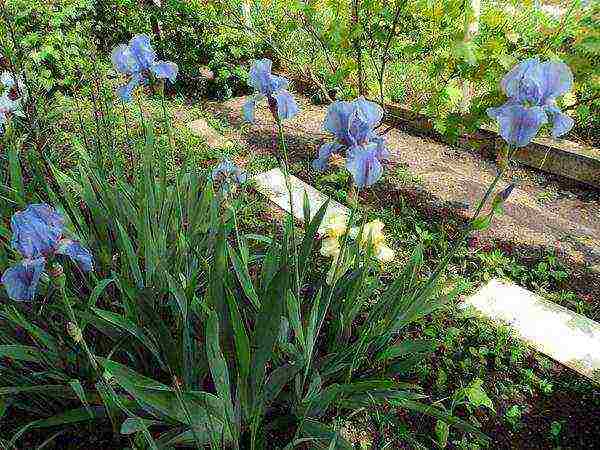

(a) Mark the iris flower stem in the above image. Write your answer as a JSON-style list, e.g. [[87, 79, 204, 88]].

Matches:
[[274, 117, 301, 300], [158, 84, 185, 229], [419, 166, 505, 296], [58, 281, 98, 372]]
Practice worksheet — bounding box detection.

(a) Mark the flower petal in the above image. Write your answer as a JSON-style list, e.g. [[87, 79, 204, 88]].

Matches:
[[1, 258, 46, 301], [538, 61, 573, 102], [56, 239, 94, 272], [274, 89, 299, 121], [111, 44, 139, 74], [117, 74, 143, 103], [151, 61, 178, 83], [346, 144, 384, 188], [323, 101, 355, 144], [11, 204, 64, 259], [501, 58, 540, 98], [129, 34, 156, 70], [544, 104, 574, 138], [312, 142, 343, 171], [354, 97, 383, 129], [249, 59, 273, 94], [487, 103, 547, 147], [270, 75, 290, 93], [242, 97, 257, 123]]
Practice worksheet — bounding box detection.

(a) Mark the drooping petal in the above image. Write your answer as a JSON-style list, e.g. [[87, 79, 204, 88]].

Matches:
[[270, 75, 290, 93], [117, 73, 143, 103], [487, 103, 547, 147], [129, 34, 156, 70], [242, 97, 257, 123], [248, 59, 273, 94], [312, 142, 343, 171], [111, 44, 139, 74], [369, 134, 390, 160], [1, 258, 46, 301], [10, 204, 64, 259], [151, 61, 178, 83], [274, 89, 299, 121], [544, 104, 574, 138], [56, 239, 94, 272], [323, 101, 355, 144], [500, 58, 540, 99], [346, 144, 384, 188], [538, 61, 573, 102], [354, 97, 383, 129]]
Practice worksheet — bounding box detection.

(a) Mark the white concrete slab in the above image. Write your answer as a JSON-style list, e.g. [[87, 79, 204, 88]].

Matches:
[[252, 168, 349, 234], [462, 279, 600, 382]]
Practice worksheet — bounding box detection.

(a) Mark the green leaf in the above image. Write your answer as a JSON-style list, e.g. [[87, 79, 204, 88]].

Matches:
[[0, 345, 57, 365], [69, 380, 92, 418], [471, 214, 492, 231], [376, 339, 439, 361], [298, 199, 329, 281], [251, 265, 288, 411], [92, 308, 166, 370], [120, 417, 162, 435], [116, 220, 144, 288], [100, 358, 226, 429], [205, 311, 236, 444], [436, 419, 450, 448], [225, 289, 251, 381], [464, 378, 495, 412], [228, 243, 260, 309]]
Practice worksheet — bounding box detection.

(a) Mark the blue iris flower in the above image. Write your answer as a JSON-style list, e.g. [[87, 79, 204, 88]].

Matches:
[[111, 34, 178, 102], [211, 159, 247, 194], [313, 97, 389, 188], [1, 204, 94, 301], [243, 59, 299, 123], [487, 58, 574, 147]]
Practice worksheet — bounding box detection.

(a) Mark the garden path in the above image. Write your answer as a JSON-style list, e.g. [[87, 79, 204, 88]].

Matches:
[[203, 95, 600, 300]]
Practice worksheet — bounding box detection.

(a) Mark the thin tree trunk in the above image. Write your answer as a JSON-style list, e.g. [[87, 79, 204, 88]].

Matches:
[[351, 0, 365, 96], [461, 0, 480, 112]]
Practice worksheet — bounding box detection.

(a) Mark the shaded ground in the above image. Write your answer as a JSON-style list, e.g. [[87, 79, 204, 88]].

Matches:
[[206, 95, 600, 303]]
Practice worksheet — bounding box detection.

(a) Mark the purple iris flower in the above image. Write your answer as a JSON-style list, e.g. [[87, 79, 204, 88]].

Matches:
[[1, 204, 94, 301], [111, 34, 178, 102], [313, 97, 389, 188], [243, 59, 299, 123], [487, 58, 574, 147]]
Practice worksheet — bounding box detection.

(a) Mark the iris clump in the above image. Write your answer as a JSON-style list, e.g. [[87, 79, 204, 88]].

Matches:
[[111, 34, 178, 102], [211, 159, 247, 194], [0, 70, 27, 134], [313, 97, 389, 188], [487, 58, 574, 147], [1, 204, 93, 301], [243, 59, 299, 123]]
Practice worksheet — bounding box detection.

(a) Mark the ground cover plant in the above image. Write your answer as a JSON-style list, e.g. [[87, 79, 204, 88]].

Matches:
[[1, 1, 599, 449]]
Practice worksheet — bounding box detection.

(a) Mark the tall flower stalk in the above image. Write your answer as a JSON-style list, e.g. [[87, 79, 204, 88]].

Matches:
[[243, 59, 302, 298]]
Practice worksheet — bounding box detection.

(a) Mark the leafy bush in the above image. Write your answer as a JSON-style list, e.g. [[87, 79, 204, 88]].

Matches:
[[0, 0, 96, 93]]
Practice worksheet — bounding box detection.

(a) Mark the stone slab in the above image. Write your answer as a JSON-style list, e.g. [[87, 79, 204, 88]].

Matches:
[[252, 168, 349, 234], [187, 118, 231, 149], [462, 279, 600, 383]]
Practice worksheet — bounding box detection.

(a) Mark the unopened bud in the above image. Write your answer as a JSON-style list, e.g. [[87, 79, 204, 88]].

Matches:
[[67, 322, 83, 343]]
